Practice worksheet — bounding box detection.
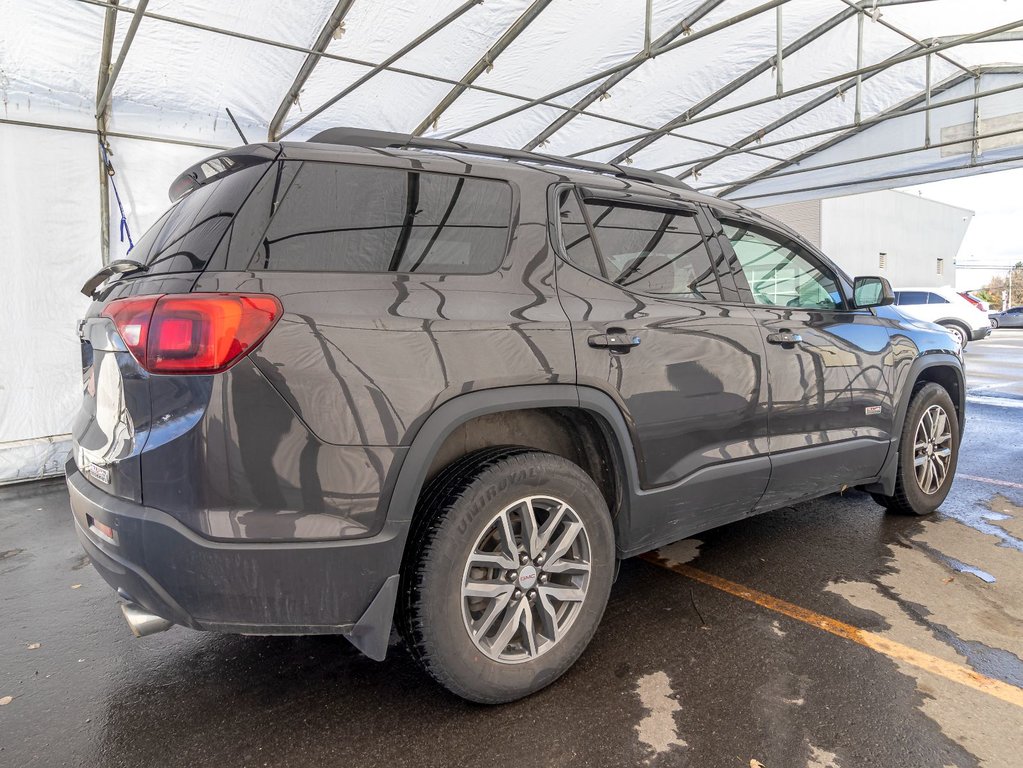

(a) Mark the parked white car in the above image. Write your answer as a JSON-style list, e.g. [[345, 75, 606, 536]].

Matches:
[[892, 285, 992, 348]]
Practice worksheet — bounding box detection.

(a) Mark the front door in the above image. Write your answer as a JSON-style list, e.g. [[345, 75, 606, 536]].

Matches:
[[714, 215, 895, 509], [553, 186, 770, 549]]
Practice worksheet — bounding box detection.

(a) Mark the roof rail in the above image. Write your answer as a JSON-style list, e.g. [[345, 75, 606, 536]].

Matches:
[[306, 127, 694, 192]]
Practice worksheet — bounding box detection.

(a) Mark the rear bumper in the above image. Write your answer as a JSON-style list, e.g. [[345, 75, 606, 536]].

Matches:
[[66, 460, 406, 659], [971, 326, 992, 341]]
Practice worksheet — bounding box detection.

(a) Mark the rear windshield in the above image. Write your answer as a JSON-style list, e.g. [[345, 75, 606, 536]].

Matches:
[[249, 161, 512, 274], [129, 162, 270, 274]]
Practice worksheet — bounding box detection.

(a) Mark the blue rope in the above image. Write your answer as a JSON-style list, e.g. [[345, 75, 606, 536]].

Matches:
[[99, 138, 135, 253]]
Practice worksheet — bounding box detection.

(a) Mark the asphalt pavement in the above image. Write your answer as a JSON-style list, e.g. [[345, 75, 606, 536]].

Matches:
[[2, 331, 1022, 768]]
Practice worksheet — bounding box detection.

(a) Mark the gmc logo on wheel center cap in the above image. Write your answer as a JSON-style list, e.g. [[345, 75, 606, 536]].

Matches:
[[517, 565, 538, 589]]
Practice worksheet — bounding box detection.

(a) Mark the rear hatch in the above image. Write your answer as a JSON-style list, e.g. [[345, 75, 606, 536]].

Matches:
[[72, 150, 278, 502]]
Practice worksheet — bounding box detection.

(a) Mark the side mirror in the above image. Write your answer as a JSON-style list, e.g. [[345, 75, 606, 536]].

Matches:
[[853, 275, 894, 309]]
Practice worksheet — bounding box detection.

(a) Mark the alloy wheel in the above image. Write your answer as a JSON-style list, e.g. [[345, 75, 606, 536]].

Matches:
[[913, 404, 953, 495], [460, 495, 591, 664]]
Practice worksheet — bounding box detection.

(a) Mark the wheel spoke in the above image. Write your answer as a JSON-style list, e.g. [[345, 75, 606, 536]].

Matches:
[[914, 454, 928, 467], [921, 460, 931, 493], [536, 502, 568, 554], [521, 601, 538, 657], [536, 590, 560, 643], [539, 584, 586, 602], [464, 579, 514, 600], [488, 598, 526, 657], [471, 589, 513, 639], [933, 408, 947, 440], [543, 558, 591, 575], [545, 521, 584, 570], [468, 551, 518, 571], [495, 509, 518, 561], [520, 499, 541, 559]]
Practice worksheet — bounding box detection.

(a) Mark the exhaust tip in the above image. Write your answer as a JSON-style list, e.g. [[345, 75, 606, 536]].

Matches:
[[120, 602, 173, 638]]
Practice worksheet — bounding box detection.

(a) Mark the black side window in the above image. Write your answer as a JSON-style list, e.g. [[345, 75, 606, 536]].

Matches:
[[132, 162, 270, 274], [558, 190, 720, 300], [897, 291, 928, 305], [926, 293, 950, 304], [252, 162, 511, 273]]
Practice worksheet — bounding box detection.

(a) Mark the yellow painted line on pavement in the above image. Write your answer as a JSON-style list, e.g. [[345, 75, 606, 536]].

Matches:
[[641, 553, 1023, 709], [957, 473, 1023, 490]]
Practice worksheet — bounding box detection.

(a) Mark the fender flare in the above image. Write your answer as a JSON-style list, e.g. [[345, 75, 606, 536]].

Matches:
[[863, 352, 965, 495], [383, 384, 643, 528]]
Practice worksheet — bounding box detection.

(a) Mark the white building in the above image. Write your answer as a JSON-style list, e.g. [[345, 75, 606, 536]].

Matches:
[[758, 190, 973, 290]]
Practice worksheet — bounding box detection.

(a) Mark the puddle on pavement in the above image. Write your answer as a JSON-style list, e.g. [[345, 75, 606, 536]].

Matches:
[[824, 484, 1023, 766], [633, 670, 685, 759]]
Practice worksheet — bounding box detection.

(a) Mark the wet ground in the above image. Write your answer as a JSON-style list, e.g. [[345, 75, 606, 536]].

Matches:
[[2, 330, 1022, 768]]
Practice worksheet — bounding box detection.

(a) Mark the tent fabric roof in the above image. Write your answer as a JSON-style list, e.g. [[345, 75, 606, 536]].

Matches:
[[4, 0, 1023, 205]]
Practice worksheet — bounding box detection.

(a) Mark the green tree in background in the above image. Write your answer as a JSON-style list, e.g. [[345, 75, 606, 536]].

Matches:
[[982, 261, 1023, 310]]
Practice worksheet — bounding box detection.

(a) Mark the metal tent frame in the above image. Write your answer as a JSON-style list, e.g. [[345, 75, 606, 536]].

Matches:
[[14, 0, 1023, 260]]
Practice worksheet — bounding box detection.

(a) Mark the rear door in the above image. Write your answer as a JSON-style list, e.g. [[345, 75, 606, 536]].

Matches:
[[714, 214, 895, 508], [553, 186, 770, 548]]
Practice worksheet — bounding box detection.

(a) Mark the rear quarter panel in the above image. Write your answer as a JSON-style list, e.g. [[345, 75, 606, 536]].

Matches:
[[193, 173, 573, 448]]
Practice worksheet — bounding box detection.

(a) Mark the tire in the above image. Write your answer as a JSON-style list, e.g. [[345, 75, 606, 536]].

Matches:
[[399, 448, 615, 704], [940, 321, 969, 349], [990, 317, 999, 329], [872, 383, 960, 515]]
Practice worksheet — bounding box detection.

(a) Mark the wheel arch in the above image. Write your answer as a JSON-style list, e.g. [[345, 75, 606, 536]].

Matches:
[[935, 317, 971, 340], [384, 385, 642, 551], [862, 353, 965, 496]]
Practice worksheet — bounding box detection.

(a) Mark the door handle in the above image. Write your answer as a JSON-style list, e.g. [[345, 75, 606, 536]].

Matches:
[[588, 329, 641, 353], [766, 330, 803, 346]]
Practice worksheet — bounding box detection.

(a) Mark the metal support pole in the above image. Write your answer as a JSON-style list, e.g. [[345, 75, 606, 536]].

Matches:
[[571, 18, 1023, 161], [412, 0, 555, 136], [971, 75, 983, 164], [775, 5, 784, 98], [96, 0, 118, 266], [95, 0, 149, 115], [696, 125, 1023, 192], [267, 0, 356, 141], [854, 9, 864, 124], [924, 53, 932, 147], [649, 71, 1023, 173], [279, 0, 481, 141], [521, 0, 725, 151], [644, 0, 653, 55], [726, 152, 1023, 202]]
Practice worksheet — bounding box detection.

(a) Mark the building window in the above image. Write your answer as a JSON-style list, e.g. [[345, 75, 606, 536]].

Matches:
[[937, 258, 944, 276]]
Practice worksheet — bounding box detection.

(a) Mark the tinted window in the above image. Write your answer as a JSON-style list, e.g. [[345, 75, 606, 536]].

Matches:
[[131, 162, 270, 274], [722, 221, 843, 310], [252, 162, 510, 273], [926, 292, 950, 304], [896, 291, 928, 305], [561, 194, 720, 299], [557, 190, 603, 277]]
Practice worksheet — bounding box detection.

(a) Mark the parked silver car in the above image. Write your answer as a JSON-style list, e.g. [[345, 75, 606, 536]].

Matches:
[[990, 306, 1023, 328]]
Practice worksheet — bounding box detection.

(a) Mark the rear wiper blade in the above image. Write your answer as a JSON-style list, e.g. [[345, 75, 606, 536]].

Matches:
[[81, 259, 148, 298]]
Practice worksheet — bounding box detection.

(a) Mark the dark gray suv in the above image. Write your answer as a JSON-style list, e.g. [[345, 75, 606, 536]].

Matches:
[[68, 128, 965, 703]]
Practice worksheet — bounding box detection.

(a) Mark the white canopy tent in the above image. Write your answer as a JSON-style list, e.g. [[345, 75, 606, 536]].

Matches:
[[2, 0, 1022, 482]]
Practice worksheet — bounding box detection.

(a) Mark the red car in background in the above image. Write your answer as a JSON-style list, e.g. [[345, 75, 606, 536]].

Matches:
[[959, 291, 991, 312]]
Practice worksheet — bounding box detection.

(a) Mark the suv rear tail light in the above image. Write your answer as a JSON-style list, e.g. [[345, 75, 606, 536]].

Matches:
[[102, 293, 282, 374]]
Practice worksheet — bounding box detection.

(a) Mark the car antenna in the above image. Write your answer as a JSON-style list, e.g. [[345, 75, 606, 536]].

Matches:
[[225, 107, 249, 145]]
